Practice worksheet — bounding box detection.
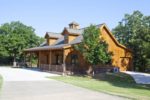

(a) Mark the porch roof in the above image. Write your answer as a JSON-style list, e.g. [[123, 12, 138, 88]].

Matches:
[[24, 44, 71, 52], [24, 33, 83, 52]]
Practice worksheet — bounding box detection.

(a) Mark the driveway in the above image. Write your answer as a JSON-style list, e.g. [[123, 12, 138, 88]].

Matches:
[[0, 67, 59, 81], [124, 71, 150, 84], [0, 67, 128, 100]]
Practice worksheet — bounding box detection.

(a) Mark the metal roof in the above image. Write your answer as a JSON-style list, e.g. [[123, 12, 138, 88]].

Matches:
[[69, 35, 83, 44], [45, 32, 62, 38], [25, 23, 104, 52], [65, 28, 83, 34], [24, 44, 70, 51], [69, 21, 79, 26], [53, 36, 64, 45]]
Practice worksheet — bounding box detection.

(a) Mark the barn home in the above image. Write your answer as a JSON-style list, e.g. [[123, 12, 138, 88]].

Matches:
[[24, 22, 132, 74]]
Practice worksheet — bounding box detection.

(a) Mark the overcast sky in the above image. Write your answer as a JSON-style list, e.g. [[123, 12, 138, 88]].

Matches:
[[0, 0, 149, 37]]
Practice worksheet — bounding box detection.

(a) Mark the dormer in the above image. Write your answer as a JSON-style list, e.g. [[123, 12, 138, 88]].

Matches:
[[45, 32, 61, 45], [62, 22, 82, 44], [63, 30, 79, 43]]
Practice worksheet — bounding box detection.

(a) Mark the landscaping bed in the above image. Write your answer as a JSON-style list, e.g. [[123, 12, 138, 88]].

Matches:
[[50, 72, 150, 100]]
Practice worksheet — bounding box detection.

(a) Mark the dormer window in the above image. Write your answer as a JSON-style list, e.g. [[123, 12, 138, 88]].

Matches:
[[44, 32, 62, 45], [64, 34, 68, 41]]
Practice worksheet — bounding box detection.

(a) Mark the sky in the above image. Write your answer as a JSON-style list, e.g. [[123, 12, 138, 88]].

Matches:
[[0, 0, 150, 37]]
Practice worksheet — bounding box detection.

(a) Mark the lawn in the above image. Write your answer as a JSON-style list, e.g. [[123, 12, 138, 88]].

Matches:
[[50, 72, 150, 100]]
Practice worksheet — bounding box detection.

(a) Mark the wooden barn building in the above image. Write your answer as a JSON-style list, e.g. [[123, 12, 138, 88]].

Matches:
[[24, 22, 132, 74]]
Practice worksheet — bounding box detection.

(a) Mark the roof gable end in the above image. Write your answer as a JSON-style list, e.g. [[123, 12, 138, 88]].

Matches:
[[45, 32, 62, 39], [100, 24, 131, 52]]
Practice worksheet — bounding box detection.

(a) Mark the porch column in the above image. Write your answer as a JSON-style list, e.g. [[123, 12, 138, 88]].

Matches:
[[38, 51, 41, 68], [29, 53, 32, 68], [49, 51, 52, 65], [48, 51, 52, 71], [62, 50, 67, 75], [23, 52, 26, 68]]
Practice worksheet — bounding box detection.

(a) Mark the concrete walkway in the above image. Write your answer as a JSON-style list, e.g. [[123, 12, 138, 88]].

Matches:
[[0, 67, 128, 100], [124, 71, 150, 84]]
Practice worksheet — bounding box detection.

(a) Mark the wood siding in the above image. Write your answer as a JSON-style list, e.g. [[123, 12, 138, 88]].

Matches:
[[47, 38, 57, 45], [100, 26, 132, 71], [68, 35, 77, 43], [36, 24, 133, 72]]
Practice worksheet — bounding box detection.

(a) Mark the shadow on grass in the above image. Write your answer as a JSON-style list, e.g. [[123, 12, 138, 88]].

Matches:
[[73, 72, 150, 91], [93, 72, 150, 90]]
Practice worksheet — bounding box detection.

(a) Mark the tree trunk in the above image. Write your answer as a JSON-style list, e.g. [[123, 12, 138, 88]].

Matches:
[[86, 65, 94, 76], [13, 54, 16, 67]]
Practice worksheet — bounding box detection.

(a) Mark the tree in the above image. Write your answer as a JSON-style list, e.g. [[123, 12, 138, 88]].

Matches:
[[0, 21, 43, 66], [113, 11, 150, 71], [75, 25, 112, 74]]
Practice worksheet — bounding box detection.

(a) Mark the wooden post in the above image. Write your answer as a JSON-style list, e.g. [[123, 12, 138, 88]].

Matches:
[[49, 50, 52, 71], [62, 50, 66, 76], [38, 51, 41, 69], [49, 51, 52, 65], [37, 52, 39, 68], [24, 52, 26, 68], [29, 53, 32, 68]]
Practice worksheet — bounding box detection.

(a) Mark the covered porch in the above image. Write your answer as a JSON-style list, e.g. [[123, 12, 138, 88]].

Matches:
[[38, 50, 65, 74], [24, 47, 88, 75]]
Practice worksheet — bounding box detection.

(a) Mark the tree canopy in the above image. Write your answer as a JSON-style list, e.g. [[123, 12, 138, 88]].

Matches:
[[113, 11, 150, 71], [75, 25, 112, 67], [0, 21, 44, 65]]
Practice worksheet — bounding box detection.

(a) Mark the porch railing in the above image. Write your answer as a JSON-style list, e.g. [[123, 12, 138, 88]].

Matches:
[[40, 64, 115, 74], [66, 65, 86, 74], [40, 64, 63, 72], [93, 66, 114, 74]]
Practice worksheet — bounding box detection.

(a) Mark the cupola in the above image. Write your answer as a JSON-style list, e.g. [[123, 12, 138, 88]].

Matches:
[[69, 21, 80, 29]]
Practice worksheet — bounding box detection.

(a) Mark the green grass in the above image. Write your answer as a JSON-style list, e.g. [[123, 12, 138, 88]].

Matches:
[[50, 72, 150, 100]]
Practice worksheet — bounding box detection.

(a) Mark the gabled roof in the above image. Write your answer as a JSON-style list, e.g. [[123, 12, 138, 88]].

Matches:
[[69, 35, 83, 44], [52, 36, 64, 45], [39, 41, 47, 47], [79, 24, 104, 30], [100, 24, 130, 51], [24, 23, 131, 52], [66, 28, 83, 34], [61, 24, 104, 36], [61, 27, 83, 35], [45, 32, 62, 38]]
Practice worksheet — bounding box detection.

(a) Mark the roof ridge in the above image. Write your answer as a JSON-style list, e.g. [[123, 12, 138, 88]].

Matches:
[[46, 32, 60, 34], [79, 23, 104, 30]]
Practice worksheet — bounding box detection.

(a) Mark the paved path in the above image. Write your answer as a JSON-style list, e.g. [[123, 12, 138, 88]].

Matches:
[[0, 67, 128, 100], [124, 71, 150, 84], [0, 67, 59, 81]]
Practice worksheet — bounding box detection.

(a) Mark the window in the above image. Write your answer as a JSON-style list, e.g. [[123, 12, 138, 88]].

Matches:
[[56, 55, 63, 65], [56, 55, 59, 64], [64, 34, 68, 43], [71, 54, 78, 65], [46, 55, 49, 64]]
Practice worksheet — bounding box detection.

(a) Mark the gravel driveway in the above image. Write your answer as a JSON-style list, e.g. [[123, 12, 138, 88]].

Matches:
[[0, 67, 128, 100], [124, 71, 150, 84]]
